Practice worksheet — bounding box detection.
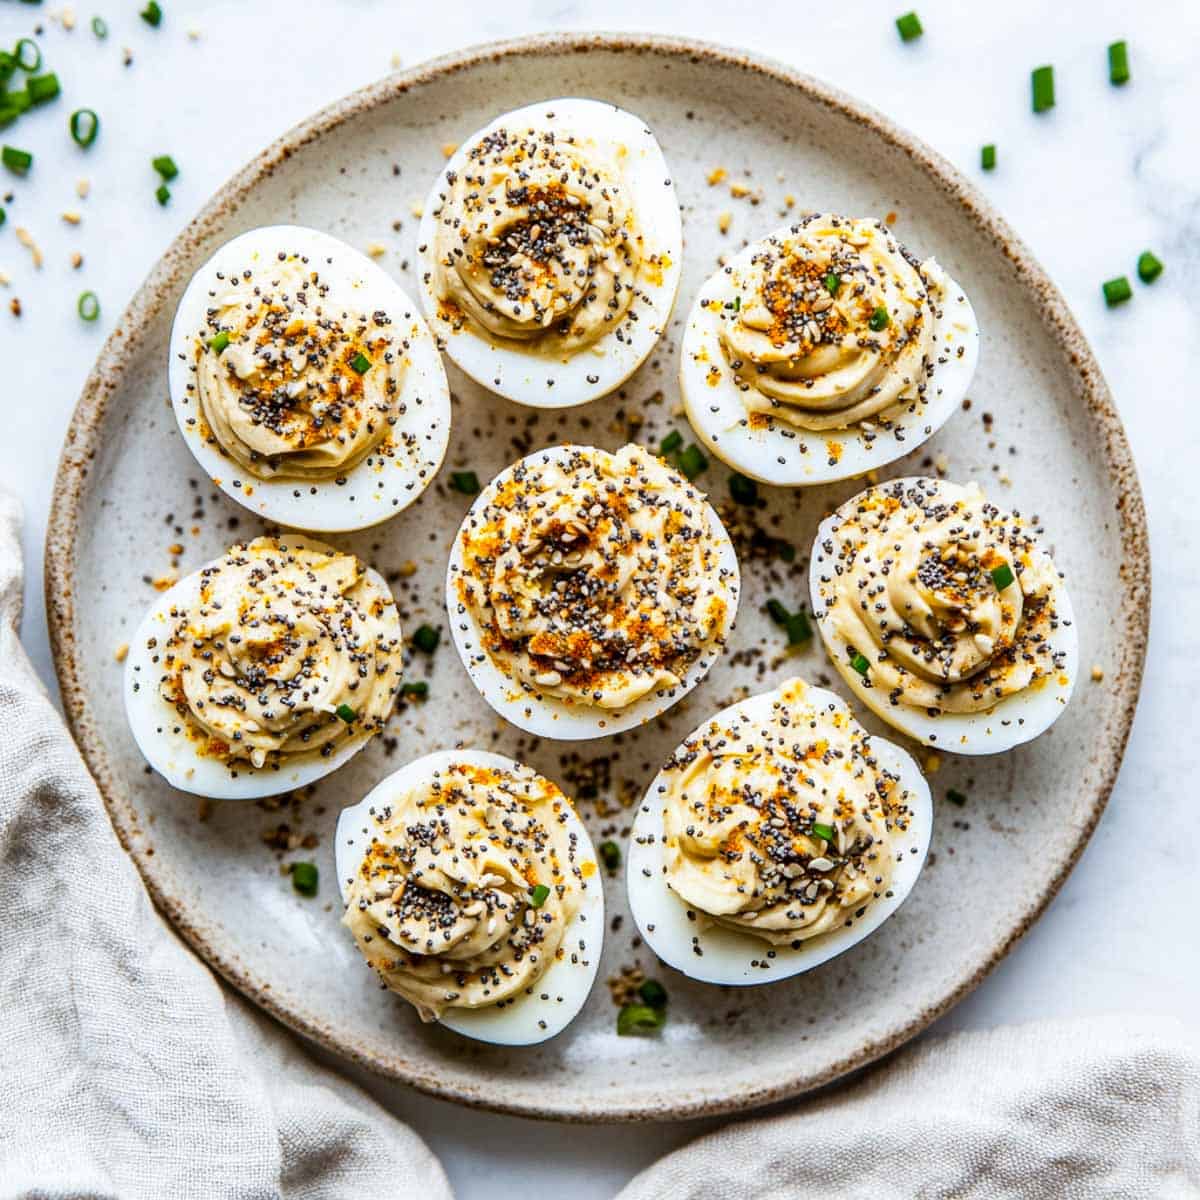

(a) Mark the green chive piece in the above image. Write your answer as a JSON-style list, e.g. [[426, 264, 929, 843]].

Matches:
[[766, 599, 790, 627], [638, 979, 668, 1008], [400, 680, 429, 700], [850, 651, 870, 676], [1108, 40, 1129, 86], [349, 351, 371, 374], [152, 154, 178, 180], [449, 470, 479, 495], [990, 562, 1015, 591], [335, 703, 356, 724], [14, 39, 42, 73], [1032, 65, 1055, 113], [140, 0, 163, 26], [8, 91, 32, 116], [617, 1003, 665, 1037], [728, 472, 757, 505], [2, 145, 32, 175], [981, 143, 996, 171], [678, 443, 708, 480], [895, 11, 923, 41], [0, 110, 17, 132], [785, 610, 812, 646], [412, 624, 440, 653], [823, 271, 841, 296], [155, 183, 171, 205], [599, 840, 621, 871], [208, 331, 230, 354], [946, 788, 968, 807], [868, 305, 890, 331], [529, 883, 551, 908], [91, 15, 108, 37], [290, 861, 319, 897], [811, 821, 836, 842], [77, 291, 100, 321], [69, 109, 100, 148], [732, 294, 741, 311], [1102, 276, 1132, 307], [659, 430, 683, 456], [26, 73, 60, 105], [0, 208, 5, 228], [1137, 251, 1163, 284]]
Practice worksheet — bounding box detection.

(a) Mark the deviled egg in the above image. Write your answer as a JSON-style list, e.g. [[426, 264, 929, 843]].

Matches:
[[417, 98, 682, 408], [680, 215, 978, 485], [335, 750, 603, 1045], [628, 677, 931, 984], [810, 477, 1078, 753], [124, 535, 403, 799], [169, 224, 450, 531], [446, 443, 740, 739]]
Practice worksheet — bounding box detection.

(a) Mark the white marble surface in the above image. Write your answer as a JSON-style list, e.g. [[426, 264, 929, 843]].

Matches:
[[1, 1, 1195, 1195]]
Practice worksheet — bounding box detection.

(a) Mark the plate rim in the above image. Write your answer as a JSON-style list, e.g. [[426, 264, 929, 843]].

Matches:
[[44, 31, 1151, 1123]]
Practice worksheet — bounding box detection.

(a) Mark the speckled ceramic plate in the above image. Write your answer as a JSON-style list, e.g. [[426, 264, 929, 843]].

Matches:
[[46, 33, 1149, 1123]]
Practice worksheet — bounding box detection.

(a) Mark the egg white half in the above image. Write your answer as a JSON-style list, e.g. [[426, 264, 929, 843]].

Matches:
[[334, 749, 604, 1045], [169, 224, 450, 532], [417, 97, 683, 408], [679, 230, 979, 486], [123, 537, 398, 800], [809, 477, 1079, 754], [627, 680, 932, 985], [445, 445, 741, 740]]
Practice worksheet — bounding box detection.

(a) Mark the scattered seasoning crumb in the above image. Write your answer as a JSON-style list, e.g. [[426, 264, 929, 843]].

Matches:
[[1091, 664, 1105, 682], [152, 571, 178, 591], [934, 452, 949, 474], [924, 752, 942, 774], [61, 6, 78, 30], [606, 963, 646, 1007], [114, 642, 129, 663], [441, 142, 458, 159], [122, 47, 133, 67], [365, 241, 387, 258], [0, 270, 9, 287], [706, 166, 727, 186], [15, 227, 43, 269], [729, 181, 751, 198], [397, 559, 417, 577], [717, 211, 732, 234], [196, 797, 212, 821], [783, 193, 795, 208], [410, 201, 423, 218], [390, 51, 403, 68], [76, 178, 90, 198], [70, 251, 83, 269], [62, 210, 82, 225], [9, 297, 20, 317], [186, 26, 201, 40]]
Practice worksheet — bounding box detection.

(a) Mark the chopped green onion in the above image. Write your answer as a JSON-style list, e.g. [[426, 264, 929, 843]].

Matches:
[[732, 294, 741, 311], [152, 154, 178, 180], [26, 73, 60, 105], [140, 0, 162, 26], [599, 840, 621, 871], [155, 183, 171, 205], [208, 331, 230, 354], [868, 305, 890, 331], [412, 624, 440, 653], [14, 39, 42, 72], [895, 11, 923, 41], [1137, 251, 1163, 284], [659, 430, 683, 456], [529, 883, 551, 908], [811, 821, 836, 842], [728, 472, 757, 505], [290, 861, 319, 897], [990, 562, 1015, 591], [400, 680, 429, 700], [69, 109, 100, 148], [823, 271, 841, 296], [0, 51, 13, 78], [617, 1003, 665, 1037], [1032, 65, 1055, 113], [349, 351, 371, 374], [91, 16, 108, 37], [0, 208, 5, 228], [946, 788, 968, 807], [785, 610, 812, 646], [1108, 40, 1130, 86], [677, 443, 708, 480], [2, 145, 32, 175], [981, 143, 996, 171], [638, 979, 668, 1008], [1102, 276, 1132, 307], [766, 599, 790, 627], [77, 291, 100, 321], [7, 91, 32, 116], [449, 470, 479, 495], [850, 651, 870, 676], [335, 703, 356, 724]]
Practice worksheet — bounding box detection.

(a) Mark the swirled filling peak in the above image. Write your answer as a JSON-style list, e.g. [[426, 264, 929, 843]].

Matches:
[[342, 760, 589, 1020], [454, 443, 735, 710], [820, 478, 1071, 713], [193, 253, 405, 480], [661, 678, 911, 946], [430, 122, 641, 354], [156, 537, 402, 768], [716, 214, 944, 432]]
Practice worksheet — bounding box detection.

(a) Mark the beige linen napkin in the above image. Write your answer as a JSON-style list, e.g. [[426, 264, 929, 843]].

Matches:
[[0, 492, 451, 1200], [618, 1014, 1200, 1199]]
